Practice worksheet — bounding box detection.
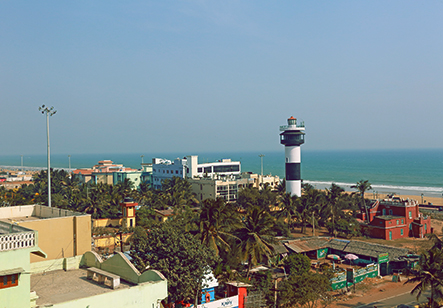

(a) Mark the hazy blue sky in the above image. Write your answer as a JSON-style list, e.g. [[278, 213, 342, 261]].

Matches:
[[1, 1, 442, 156]]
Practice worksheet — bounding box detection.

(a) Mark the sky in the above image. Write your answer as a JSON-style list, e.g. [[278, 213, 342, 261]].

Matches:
[[1, 1, 443, 156]]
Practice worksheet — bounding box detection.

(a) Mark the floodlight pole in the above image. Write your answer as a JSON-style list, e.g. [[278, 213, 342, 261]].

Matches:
[[39, 105, 56, 207], [259, 154, 265, 186]]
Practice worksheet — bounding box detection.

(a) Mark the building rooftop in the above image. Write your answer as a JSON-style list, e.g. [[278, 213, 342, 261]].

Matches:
[[31, 268, 134, 306], [375, 215, 405, 220], [284, 237, 331, 254], [0, 205, 88, 225]]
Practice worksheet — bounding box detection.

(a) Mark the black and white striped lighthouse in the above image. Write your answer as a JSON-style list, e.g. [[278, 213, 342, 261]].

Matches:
[[280, 116, 305, 196]]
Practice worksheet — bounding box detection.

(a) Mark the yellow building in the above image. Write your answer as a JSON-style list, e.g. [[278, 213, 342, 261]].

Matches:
[[0, 204, 91, 263]]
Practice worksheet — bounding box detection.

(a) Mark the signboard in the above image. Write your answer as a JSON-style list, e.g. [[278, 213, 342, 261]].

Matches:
[[378, 253, 389, 264], [317, 248, 327, 259], [197, 296, 238, 308]]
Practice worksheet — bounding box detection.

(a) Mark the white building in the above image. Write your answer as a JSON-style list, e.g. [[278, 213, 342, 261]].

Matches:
[[151, 155, 241, 190], [151, 158, 187, 190], [188, 173, 280, 202]]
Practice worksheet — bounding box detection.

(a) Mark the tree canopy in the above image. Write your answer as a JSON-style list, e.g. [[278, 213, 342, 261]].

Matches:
[[129, 225, 219, 302]]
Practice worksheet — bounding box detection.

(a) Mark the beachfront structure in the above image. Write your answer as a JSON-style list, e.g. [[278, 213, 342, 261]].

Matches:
[[360, 196, 431, 240], [280, 116, 305, 196], [152, 155, 241, 190], [73, 160, 148, 189], [188, 172, 280, 202]]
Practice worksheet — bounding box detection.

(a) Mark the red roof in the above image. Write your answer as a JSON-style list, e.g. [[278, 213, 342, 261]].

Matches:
[[73, 169, 93, 175], [288, 116, 296, 120]]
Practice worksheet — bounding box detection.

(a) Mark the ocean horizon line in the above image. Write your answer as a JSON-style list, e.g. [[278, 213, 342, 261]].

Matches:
[[2, 147, 443, 157]]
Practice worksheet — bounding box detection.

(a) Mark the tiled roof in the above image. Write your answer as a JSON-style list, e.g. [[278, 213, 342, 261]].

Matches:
[[271, 242, 288, 255], [154, 209, 174, 217], [284, 237, 330, 253], [281, 237, 410, 261], [73, 169, 93, 175], [327, 238, 409, 261]]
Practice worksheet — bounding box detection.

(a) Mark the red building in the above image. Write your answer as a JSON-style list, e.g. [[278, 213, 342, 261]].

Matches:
[[360, 196, 431, 240]]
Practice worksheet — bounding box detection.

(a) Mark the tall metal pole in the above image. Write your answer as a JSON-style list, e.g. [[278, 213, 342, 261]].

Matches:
[[39, 105, 56, 207], [20, 155, 23, 170], [141, 155, 144, 164], [68, 155, 71, 170], [259, 154, 265, 186]]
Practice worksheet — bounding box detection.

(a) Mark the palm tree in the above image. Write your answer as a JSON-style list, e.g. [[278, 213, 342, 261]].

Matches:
[[298, 189, 325, 234], [236, 206, 276, 276], [405, 247, 443, 307], [275, 179, 286, 195], [351, 180, 372, 223], [275, 192, 299, 231], [198, 198, 240, 255], [322, 184, 345, 236]]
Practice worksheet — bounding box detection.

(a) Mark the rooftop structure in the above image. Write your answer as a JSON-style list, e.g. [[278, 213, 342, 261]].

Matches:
[[29, 251, 168, 307]]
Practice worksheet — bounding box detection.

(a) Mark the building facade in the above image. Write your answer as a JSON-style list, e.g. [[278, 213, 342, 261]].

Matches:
[[152, 155, 242, 190], [73, 160, 150, 189], [360, 196, 432, 240], [188, 173, 280, 202], [0, 221, 46, 307]]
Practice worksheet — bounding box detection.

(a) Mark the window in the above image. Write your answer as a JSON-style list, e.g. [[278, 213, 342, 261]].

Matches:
[[198, 167, 203, 173], [397, 220, 399, 225], [401, 229, 404, 236], [409, 211, 412, 219], [425, 224, 427, 231], [213, 165, 240, 173], [401, 219, 404, 224], [204, 167, 212, 173], [175, 170, 178, 174], [389, 209, 393, 215], [0, 274, 19, 289]]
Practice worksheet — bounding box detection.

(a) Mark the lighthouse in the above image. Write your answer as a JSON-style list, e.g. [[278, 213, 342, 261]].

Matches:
[[280, 116, 305, 196]]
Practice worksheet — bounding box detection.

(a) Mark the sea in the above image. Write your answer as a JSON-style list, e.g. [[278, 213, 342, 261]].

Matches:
[[1, 149, 442, 198]]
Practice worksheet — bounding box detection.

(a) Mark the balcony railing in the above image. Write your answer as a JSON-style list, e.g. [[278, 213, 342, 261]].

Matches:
[[0, 222, 36, 252]]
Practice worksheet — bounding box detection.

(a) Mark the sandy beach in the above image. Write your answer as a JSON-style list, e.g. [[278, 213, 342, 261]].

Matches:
[[363, 192, 443, 206]]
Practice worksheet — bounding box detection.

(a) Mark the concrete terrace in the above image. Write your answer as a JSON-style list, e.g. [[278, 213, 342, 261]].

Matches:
[[30, 268, 134, 306]]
